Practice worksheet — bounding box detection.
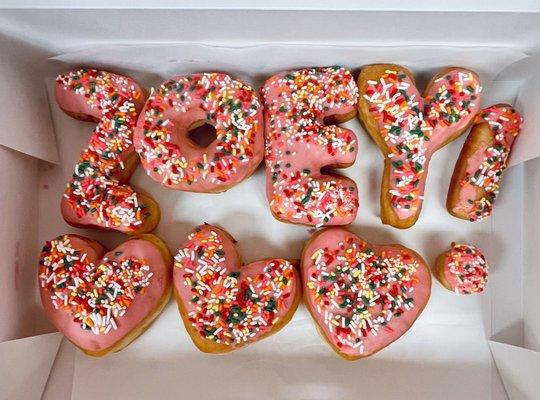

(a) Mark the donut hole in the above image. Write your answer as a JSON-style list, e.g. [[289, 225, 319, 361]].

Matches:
[[323, 115, 339, 126], [187, 121, 217, 148]]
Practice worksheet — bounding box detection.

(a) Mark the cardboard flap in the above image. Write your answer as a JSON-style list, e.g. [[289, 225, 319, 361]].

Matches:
[[489, 340, 540, 400], [42, 339, 76, 400], [50, 43, 527, 86], [509, 75, 540, 166], [0, 333, 62, 400], [495, 55, 540, 167], [0, 34, 58, 164]]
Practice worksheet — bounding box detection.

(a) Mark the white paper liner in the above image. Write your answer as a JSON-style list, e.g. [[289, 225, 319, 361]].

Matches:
[[30, 43, 529, 399]]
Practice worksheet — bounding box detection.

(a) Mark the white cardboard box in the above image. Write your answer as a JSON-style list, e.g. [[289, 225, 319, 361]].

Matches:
[[0, 3, 539, 399]]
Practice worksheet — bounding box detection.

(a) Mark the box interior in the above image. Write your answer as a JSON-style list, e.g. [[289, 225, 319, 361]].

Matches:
[[1, 7, 540, 400]]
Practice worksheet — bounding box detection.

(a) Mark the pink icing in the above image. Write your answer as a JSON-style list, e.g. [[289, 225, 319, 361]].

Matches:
[[452, 105, 523, 221], [39, 235, 171, 353], [173, 225, 298, 348], [362, 67, 482, 222], [55, 69, 153, 233], [134, 73, 264, 192], [302, 228, 431, 357], [442, 243, 488, 294], [261, 66, 359, 227]]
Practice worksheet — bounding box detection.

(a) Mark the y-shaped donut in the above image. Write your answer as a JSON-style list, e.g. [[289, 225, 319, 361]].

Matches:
[[357, 65, 482, 229]]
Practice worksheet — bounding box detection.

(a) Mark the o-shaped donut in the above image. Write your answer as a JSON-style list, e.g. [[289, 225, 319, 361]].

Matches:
[[55, 69, 160, 234], [261, 66, 359, 227], [134, 73, 264, 192]]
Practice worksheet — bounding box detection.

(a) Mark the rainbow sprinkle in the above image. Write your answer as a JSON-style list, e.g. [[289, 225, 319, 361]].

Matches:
[[363, 68, 481, 217], [445, 244, 488, 294], [174, 227, 295, 345], [136, 73, 260, 188], [306, 235, 420, 354], [57, 69, 149, 230], [262, 66, 359, 226], [39, 235, 153, 335]]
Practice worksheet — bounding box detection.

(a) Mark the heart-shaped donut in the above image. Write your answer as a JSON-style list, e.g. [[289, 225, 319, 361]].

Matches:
[[173, 224, 301, 353], [38, 234, 172, 356], [301, 228, 431, 359]]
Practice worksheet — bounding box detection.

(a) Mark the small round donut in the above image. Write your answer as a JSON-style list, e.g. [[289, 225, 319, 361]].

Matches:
[[173, 224, 301, 353], [301, 227, 431, 360], [38, 233, 172, 356], [261, 66, 359, 227], [433, 243, 489, 295], [55, 68, 159, 234], [134, 73, 264, 192], [447, 104, 523, 221]]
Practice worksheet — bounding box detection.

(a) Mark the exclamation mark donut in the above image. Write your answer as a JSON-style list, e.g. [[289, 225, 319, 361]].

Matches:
[[447, 104, 522, 221]]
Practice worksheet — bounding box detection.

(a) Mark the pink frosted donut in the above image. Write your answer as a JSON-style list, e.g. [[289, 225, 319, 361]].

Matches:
[[433, 243, 489, 294], [38, 234, 172, 356], [357, 65, 482, 229], [301, 228, 431, 359], [173, 224, 301, 353], [55, 69, 159, 234], [447, 104, 523, 221], [134, 73, 264, 192], [261, 66, 359, 227]]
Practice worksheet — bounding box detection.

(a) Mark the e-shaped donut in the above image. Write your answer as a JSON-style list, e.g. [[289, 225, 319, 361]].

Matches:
[[357, 65, 482, 229], [433, 243, 489, 294], [173, 224, 301, 353], [55, 69, 159, 234], [447, 104, 522, 221], [301, 228, 431, 360], [133, 73, 264, 192], [38, 233, 172, 356], [261, 66, 359, 227]]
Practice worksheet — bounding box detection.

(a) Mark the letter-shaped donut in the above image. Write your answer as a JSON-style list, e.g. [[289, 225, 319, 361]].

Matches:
[[357, 65, 482, 229], [261, 66, 359, 226], [133, 73, 264, 192], [447, 104, 522, 221], [55, 69, 159, 234]]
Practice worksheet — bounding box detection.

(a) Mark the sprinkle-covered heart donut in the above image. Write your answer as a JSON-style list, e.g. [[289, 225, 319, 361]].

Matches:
[[447, 104, 523, 221], [433, 243, 489, 294], [38, 234, 172, 356], [134, 73, 264, 192], [55, 69, 160, 234], [173, 224, 301, 353], [301, 228, 431, 359], [261, 66, 359, 227], [357, 65, 482, 229]]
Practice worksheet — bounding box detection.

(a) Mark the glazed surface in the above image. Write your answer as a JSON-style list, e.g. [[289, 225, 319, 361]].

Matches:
[[173, 225, 298, 348], [360, 66, 482, 222], [302, 228, 431, 358], [134, 73, 264, 192], [452, 105, 522, 221], [39, 235, 170, 352], [262, 66, 359, 226], [55, 69, 153, 232]]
